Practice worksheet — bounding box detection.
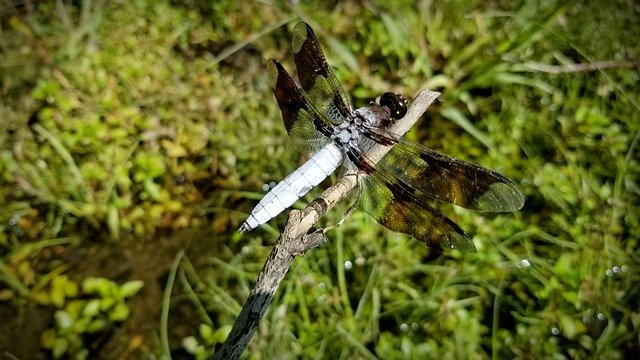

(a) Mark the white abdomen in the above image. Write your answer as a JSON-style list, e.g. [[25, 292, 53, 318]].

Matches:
[[239, 143, 343, 233]]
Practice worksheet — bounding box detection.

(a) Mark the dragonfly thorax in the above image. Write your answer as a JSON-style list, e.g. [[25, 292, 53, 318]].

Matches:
[[331, 119, 362, 148], [354, 104, 393, 130], [331, 93, 407, 149]]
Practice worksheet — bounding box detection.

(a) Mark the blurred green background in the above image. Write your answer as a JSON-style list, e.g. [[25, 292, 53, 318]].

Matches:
[[1, 0, 638, 358]]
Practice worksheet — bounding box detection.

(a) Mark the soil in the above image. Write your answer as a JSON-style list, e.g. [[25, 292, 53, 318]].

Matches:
[[0, 227, 222, 359]]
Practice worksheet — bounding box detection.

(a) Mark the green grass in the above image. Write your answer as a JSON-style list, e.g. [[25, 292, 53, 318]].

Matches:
[[1, 0, 638, 358]]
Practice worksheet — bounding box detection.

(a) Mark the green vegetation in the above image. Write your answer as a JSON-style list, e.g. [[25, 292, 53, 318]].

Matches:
[[40, 277, 144, 359], [1, 0, 638, 358]]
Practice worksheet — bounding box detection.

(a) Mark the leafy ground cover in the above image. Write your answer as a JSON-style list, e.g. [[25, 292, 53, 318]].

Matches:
[[0, 0, 638, 358]]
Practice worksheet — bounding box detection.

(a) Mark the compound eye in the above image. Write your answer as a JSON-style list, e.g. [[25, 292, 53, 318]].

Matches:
[[379, 92, 408, 120]]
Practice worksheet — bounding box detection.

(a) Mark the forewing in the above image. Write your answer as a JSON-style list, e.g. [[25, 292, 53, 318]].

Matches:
[[292, 22, 351, 124], [373, 137, 524, 212], [267, 59, 333, 152]]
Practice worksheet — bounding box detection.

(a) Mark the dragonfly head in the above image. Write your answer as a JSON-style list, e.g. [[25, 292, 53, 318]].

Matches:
[[378, 92, 408, 120]]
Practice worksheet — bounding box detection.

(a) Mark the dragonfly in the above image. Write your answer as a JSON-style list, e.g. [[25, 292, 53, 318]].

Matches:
[[239, 22, 524, 252]]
